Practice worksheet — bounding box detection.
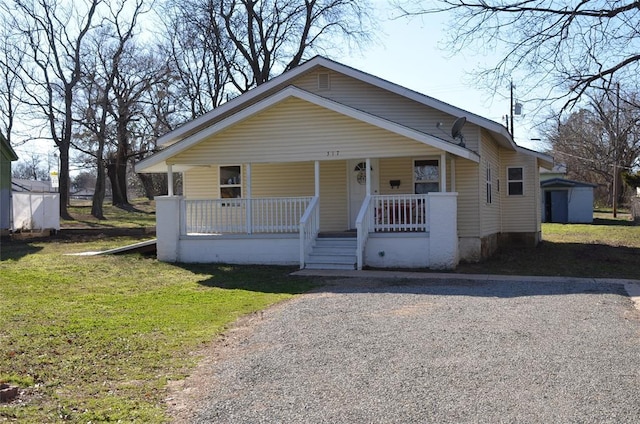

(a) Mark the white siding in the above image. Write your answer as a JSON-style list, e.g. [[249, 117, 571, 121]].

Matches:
[[292, 68, 482, 152], [500, 150, 539, 232], [171, 97, 442, 165]]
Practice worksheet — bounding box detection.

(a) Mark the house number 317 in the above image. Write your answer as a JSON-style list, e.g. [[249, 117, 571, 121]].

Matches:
[[326, 150, 340, 157]]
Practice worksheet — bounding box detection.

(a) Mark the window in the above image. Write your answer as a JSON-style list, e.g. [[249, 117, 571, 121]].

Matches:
[[414, 159, 439, 194], [507, 166, 524, 196], [486, 162, 492, 203], [220, 165, 242, 201]]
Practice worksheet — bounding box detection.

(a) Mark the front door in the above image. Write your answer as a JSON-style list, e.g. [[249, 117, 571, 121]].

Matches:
[[348, 159, 379, 228]]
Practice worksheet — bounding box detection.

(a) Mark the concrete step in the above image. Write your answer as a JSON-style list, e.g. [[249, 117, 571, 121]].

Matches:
[[305, 262, 356, 270], [306, 254, 356, 265], [305, 236, 357, 270], [314, 238, 357, 247], [311, 246, 356, 256]]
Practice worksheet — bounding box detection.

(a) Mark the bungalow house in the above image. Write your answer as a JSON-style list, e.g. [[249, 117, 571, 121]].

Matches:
[[136, 56, 553, 270], [1, 132, 18, 235]]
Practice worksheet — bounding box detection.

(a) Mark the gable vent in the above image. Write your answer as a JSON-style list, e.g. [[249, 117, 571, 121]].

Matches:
[[317, 73, 330, 90]]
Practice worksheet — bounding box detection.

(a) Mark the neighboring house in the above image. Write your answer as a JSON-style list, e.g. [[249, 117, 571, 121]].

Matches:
[[1, 132, 18, 235], [541, 178, 596, 223], [12, 178, 54, 193], [540, 164, 567, 181], [136, 56, 553, 270]]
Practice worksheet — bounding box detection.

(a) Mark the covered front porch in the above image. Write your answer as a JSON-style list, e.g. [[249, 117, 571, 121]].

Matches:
[[156, 157, 459, 270]]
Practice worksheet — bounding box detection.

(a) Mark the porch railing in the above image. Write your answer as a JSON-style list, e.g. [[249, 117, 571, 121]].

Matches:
[[372, 194, 429, 232], [299, 196, 320, 269], [183, 197, 312, 235], [355, 195, 373, 270]]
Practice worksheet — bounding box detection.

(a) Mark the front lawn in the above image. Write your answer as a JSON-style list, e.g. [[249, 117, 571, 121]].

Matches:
[[457, 214, 640, 278], [0, 239, 315, 422]]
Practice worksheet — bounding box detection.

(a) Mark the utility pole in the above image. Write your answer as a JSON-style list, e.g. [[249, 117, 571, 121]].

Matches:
[[510, 81, 514, 137], [613, 82, 620, 218]]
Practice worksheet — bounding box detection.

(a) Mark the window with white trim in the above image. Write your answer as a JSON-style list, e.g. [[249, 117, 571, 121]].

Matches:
[[414, 159, 440, 194], [486, 162, 492, 203], [219, 165, 242, 199], [507, 166, 524, 196]]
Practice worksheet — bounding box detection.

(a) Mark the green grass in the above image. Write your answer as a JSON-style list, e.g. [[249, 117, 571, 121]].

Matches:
[[0, 239, 315, 422], [3, 204, 639, 421], [457, 214, 640, 279], [62, 198, 156, 228]]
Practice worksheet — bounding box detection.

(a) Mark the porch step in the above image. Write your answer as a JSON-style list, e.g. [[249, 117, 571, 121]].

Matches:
[[305, 237, 357, 270]]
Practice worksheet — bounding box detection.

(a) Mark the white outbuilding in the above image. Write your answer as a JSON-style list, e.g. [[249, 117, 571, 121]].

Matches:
[[541, 178, 596, 223]]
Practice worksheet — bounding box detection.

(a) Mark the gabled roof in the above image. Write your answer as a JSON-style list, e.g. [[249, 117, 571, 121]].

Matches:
[[541, 178, 597, 188], [139, 55, 551, 173], [137, 86, 481, 173], [157, 55, 518, 150], [0, 132, 18, 161]]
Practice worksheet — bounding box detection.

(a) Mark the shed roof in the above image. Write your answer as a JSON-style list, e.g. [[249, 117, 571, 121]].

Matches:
[[540, 178, 597, 188]]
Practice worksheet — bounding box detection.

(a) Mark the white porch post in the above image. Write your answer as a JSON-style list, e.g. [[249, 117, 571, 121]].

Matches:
[[167, 164, 174, 196], [365, 158, 371, 196], [314, 160, 320, 231], [450, 157, 456, 192], [314, 161, 320, 197], [156, 195, 182, 262], [428, 192, 459, 269], [246, 163, 252, 234], [440, 153, 447, 192]]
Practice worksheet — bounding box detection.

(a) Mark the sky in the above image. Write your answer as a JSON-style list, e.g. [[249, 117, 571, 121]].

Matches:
[[12, 0, 545, 172], [342, 2, 543, 151]]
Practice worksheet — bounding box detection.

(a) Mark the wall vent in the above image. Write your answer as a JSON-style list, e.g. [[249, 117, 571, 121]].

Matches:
[[317, 73, 330, 90]]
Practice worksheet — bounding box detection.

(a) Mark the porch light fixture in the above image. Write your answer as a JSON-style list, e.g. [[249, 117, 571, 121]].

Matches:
[[389, 180, 401, 189]]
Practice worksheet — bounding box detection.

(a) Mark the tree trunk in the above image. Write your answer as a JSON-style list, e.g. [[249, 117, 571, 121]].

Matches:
[[115, 147, 129, 206], [107, 158, 126, 206], [137, 173, 156, 200], [91, 159, 106, 219], [58, 144, 72, 220]]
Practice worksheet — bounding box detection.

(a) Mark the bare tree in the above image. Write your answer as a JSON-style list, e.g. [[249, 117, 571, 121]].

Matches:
[[73, 0, 148, 218], [0, 17, 23, 145], [399, 0, 640, 110], [4, 0, 101, 219], [11, 152, 50, 181], [163, 0, 373, 97], [545, 88, 640, 206], [160, 0, 232, 118]]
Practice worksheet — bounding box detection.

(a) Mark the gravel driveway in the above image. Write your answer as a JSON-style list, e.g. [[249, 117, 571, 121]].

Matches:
[[170, 277, 640, 423]]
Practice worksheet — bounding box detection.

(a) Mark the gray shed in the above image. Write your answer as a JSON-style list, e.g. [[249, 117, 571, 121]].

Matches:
[[541, 178, 596, 223]]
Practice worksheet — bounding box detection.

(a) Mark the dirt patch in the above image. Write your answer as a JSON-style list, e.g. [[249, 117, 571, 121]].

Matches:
[[165, 301, 293, 423]]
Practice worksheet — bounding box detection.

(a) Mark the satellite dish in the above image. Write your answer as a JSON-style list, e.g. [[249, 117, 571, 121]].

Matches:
[[451, 117, 466, 139], [451, 117, 467, 147]]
